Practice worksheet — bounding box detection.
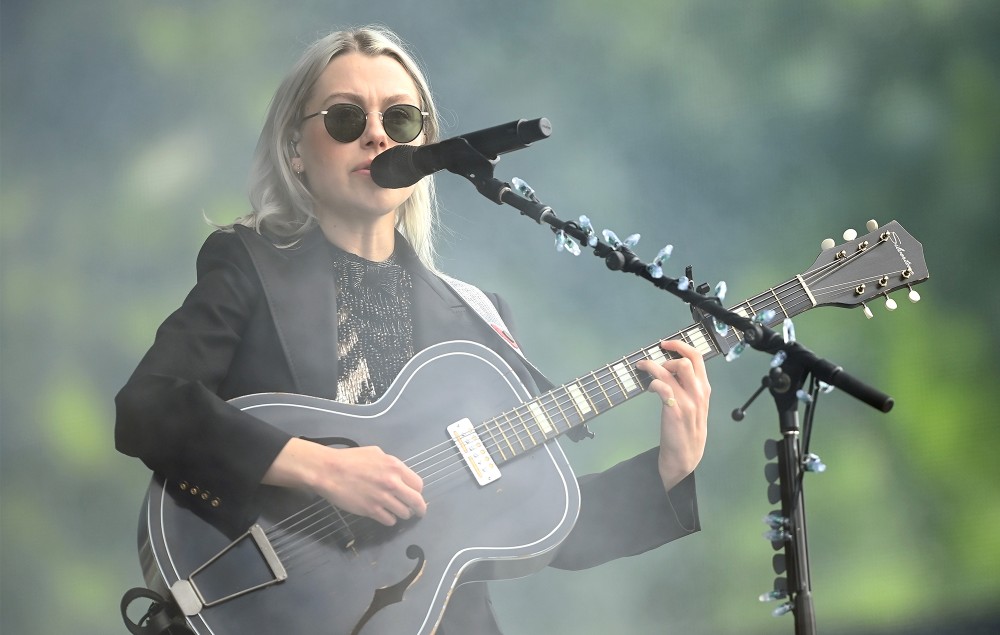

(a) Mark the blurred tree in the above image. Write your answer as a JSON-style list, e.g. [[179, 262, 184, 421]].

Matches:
[[2, 1, 997, 634]]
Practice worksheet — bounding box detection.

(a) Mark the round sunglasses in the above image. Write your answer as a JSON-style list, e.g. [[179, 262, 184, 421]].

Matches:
[[300, 103, 429, 144]]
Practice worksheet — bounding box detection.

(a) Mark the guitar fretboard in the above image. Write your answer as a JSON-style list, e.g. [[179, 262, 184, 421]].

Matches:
[[481, 275, 816, 464]]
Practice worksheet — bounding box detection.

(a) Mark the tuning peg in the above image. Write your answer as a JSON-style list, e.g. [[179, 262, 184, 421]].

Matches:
[[884, 294, 897, 311], [763, 511, 788, 529], [770, 350, 787, 368], [578, 215, 598, 247], [782, 318, 796, 344], [754, 309, 777, 325], [772, 602, 795, 617], [772, 554, 787, 574], [764, 528, 792, 543], [767, 483, 781, 504], [764, 439, 778, 459], [724, 341, 746, 362], [511, 177, 540, 202], [554, 230, 581, 256], [760, 577, 788, 602], [764, 462, 780, 484], [820, 238, 836, 251], [602, 229, 623, 248], [843, 228, 858, 241], [861, 302, 874, 319], [866, 219, 879, 231], [803, 453, 827, 473], [759, 589, 788, 602], [646, 244, 674, 278], [908, 285, 921, 303]]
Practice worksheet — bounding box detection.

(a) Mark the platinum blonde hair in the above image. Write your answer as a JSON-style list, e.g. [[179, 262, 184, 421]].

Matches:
[[234, 26, 441, 266]]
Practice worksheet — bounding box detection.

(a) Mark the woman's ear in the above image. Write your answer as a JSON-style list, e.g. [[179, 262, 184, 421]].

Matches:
[[289, 135, 304, 174]]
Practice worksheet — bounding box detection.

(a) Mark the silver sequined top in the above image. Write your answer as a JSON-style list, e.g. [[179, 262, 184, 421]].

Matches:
[[329, 245, 414, 405]]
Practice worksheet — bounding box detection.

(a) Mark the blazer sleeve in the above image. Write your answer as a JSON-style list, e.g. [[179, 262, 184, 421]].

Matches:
[[114, 230, 292, 530], [486, 292, 701, 571]]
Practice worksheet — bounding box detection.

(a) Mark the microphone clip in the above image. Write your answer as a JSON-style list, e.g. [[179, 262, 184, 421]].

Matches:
[[440, 138, 505, 203]]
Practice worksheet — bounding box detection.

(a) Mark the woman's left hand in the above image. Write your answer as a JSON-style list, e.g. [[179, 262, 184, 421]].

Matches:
[[636, 339, 712, 492]]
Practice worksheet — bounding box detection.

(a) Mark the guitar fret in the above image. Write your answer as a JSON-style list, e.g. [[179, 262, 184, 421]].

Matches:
[[769, 287, 789, 318], [483, 419, 508, 462], [502, 411, 527, 452], [590, 370, 613, 411], [607, 363, 626, 397], [473, 247, 923, 471], [625, 357, 649, 393], [548, 388, 575, 432], [513, 407, 537, 447], [475, 270, 864, 469]]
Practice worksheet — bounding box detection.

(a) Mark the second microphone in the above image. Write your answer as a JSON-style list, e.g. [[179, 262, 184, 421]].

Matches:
[[370, 117, 552, 189]]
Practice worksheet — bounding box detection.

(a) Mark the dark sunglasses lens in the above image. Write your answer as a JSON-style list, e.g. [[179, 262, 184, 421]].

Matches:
[[324, 104, 367, 142], [382, 105, 424, 143]]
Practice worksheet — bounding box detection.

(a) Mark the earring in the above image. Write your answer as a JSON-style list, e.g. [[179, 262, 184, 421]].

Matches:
[[291, 159, 304, 174]]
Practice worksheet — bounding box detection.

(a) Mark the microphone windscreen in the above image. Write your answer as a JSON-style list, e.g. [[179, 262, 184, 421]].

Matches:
[[370, 145, 421, 189]]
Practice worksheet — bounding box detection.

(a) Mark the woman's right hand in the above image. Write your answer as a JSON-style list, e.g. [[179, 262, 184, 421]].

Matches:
[[263, 437, 427, 526]]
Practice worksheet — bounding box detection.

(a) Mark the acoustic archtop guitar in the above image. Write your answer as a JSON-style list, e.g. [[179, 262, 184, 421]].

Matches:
[[137, 220, 928, 635]]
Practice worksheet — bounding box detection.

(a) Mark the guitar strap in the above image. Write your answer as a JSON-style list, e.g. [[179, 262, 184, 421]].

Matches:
[[120, 587, 193, 635], [435, 271, 594, 442], [435, 272, 526, 360]]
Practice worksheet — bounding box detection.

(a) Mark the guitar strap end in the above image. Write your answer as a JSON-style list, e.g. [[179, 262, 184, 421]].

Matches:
[[120, 587, 194, 635]]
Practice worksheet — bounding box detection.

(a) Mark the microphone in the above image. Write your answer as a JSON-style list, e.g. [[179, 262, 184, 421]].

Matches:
[[371, 117, 552, 188]]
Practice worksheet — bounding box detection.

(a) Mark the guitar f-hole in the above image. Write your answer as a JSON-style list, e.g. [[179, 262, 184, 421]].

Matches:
[[351, 545, 426, 635]]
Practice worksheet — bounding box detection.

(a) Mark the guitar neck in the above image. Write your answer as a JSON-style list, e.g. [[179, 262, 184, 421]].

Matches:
[[482, 275, 816, 465]]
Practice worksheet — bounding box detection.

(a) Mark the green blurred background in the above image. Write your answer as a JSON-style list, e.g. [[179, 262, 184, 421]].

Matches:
[[2, 1, 998, 633]]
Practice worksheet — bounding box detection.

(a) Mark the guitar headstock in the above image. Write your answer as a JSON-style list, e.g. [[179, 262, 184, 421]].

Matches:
[[802, 220, 929, 316]]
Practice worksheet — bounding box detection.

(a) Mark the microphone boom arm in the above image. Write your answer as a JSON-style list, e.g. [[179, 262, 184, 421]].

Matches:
[[449, 145, 893, 413]]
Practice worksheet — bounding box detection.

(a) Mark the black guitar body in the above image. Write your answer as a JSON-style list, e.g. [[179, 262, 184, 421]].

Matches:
[[139, 340, 581, 635], [132, 220, 931, 635]]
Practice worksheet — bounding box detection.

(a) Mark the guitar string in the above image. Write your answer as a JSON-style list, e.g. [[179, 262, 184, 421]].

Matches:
[[269, 288, 837, 562], [268, 243, 893, 539], [268, 256, 903, 559], [269, 263, 898, 560], [266, 245, 906, 560]]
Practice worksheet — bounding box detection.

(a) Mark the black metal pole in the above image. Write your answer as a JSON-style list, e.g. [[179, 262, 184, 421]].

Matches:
[[770, 363, 817, 635]]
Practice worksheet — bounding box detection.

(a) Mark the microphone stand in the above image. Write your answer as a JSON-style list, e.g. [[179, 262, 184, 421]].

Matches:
[[442, 140, 895, 635]]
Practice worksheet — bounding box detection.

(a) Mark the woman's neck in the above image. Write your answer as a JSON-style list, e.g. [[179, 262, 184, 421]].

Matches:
[[316, 213, 396, 262]]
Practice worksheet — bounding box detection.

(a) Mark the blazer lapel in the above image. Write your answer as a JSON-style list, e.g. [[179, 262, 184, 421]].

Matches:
[[235, 226, 339, 399], [397, 235, 552, 396]]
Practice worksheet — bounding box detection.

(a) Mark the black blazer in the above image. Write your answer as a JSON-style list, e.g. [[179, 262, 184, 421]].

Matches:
[[115, 226, 700, 633]]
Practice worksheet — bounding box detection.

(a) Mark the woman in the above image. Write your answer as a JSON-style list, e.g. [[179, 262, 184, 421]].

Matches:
[[115, 26, 711, 634]]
